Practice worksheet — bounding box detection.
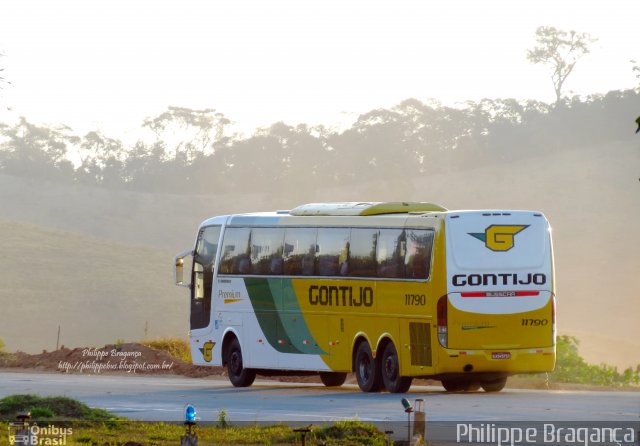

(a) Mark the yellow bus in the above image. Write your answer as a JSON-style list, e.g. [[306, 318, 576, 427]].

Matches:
[[174, 202, 556, 393]]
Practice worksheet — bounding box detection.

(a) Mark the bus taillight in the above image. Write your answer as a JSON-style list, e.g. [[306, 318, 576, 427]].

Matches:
[[437, 295, 448, 348], [551, 293, 556, 344]]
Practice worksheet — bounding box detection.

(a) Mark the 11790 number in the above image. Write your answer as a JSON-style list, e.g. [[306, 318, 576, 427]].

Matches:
[[405, 294, 426, 306], [521, 318, 549, 326]]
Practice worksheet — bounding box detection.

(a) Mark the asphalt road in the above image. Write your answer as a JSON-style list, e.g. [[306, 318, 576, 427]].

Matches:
[[1, 372, 638, 425]]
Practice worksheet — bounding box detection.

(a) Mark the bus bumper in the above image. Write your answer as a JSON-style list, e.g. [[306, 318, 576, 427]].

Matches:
[[432, 346, 556, 375]]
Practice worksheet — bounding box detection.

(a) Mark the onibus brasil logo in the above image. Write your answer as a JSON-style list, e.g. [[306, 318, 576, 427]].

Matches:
[[8, 422, 73, 445], [468, 225, 529, 252]]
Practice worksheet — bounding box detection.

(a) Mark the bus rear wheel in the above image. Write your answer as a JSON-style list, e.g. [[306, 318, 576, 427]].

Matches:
[[354, 341, 382, 392], [319, 372, 347, 387], [226, 338, 256, 387], [381, 343, 413, 393], [481, 377, 507, 392]]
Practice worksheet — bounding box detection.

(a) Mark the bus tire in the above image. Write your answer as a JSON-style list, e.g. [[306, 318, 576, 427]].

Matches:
[[381, 342, 413, 393], [354, 341, 382, 392], [466, 381, 481, 391], [441, 379, 461, 392], [227, 338, 256, 387], [319, 372, 347, 387], [481, 377, 507, 392]]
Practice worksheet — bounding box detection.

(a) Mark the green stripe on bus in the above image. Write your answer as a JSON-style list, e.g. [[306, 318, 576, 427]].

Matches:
[[244, 278, 325, 355], [244, 277, 301, 354], [275, 279, 326, 355]]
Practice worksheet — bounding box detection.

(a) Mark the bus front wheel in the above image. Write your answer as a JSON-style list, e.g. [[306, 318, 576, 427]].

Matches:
[[381, 342, 413, 393], [319, 372, 347, 387], [354, 341, 382, 392], [226, 338, 256, 387]]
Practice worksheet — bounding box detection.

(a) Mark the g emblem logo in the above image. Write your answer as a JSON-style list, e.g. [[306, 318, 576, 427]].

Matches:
[[469, 225, 529, 251], [199, 340, 215, 362]]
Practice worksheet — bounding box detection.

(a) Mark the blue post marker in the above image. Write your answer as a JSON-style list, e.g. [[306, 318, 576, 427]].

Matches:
[[181, 404, 198, 446]]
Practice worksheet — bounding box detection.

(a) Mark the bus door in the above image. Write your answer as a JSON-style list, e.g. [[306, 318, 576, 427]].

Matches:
[[191, 225, 222, 332], [174, 224, 222, 365]]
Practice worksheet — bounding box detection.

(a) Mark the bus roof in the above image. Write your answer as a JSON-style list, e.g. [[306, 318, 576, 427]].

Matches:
[[289, 202, 447, 216]]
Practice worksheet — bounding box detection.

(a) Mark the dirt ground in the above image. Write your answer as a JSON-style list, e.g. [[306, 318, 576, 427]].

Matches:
[[0, 343, 219, 378], [0, 343, 327, 382]]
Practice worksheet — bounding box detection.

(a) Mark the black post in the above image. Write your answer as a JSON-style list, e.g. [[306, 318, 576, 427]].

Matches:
[[181, 421, 198, 446], [293, 427, 311, 446]]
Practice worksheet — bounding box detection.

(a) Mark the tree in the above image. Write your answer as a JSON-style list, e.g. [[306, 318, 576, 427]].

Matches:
[[76, 131, 125, 186], [142, 106, 231, 163], [0, 117, 78, 181], [0, 51, 8, 90], [527, 26, 596, 104], [631, 60, 640, 85], [0, 51, 11, 109]]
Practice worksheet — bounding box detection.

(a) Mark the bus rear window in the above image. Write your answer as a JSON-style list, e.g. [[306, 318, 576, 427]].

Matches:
[[405, 229, 434, 279]]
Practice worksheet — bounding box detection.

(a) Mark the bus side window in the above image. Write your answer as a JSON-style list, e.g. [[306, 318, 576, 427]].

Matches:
[[316, 228, 350, 276], [349, 228, 378, 277], [250, 228, 285, 275], [377, 228, 406, 278], [283, 227, 317, 276], [404, 229, 434, 279], [219, 227, 251, 274]]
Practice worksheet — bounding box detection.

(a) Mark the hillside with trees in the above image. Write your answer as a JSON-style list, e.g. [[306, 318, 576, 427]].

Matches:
[[0, 90, 638, 193], [0, 90, 638, 370]]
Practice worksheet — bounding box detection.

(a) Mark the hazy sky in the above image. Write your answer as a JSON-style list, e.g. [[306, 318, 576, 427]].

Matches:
[[1, 0, 638, 137]]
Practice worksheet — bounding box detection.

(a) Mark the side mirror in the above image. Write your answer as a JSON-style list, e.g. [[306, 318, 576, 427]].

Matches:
[[174, 249, 194, 288]]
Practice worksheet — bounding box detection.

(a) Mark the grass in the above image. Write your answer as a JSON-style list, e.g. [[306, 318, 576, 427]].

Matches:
[[0, 394, 115, 422], [0, 337, 11, 364], [315, 420, 387, 446], [510, 336, 640, 389], [0, 395, 386, 445], [0, 420, 388, 446], [545, 335, 640, 387], [142, 337, 192, 363]]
